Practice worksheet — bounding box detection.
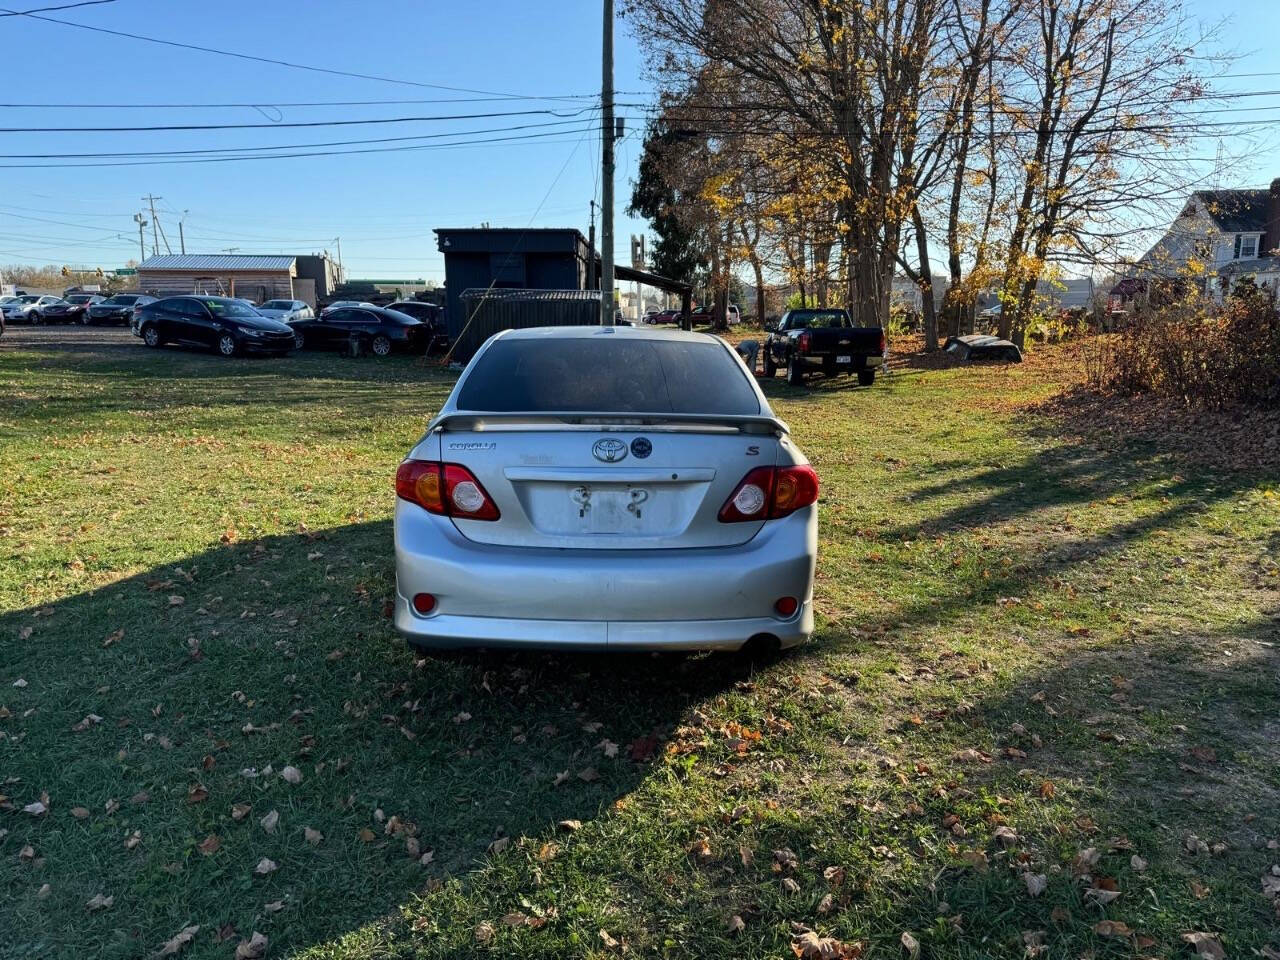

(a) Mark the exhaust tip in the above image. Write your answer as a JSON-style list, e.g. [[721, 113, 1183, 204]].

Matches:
[[740, 633, 782, 659]]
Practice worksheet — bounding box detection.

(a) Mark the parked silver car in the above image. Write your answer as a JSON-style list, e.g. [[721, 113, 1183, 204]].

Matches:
[[255, 299, 314, 322], [393, 326, 819, 652], [2, 295, 62, 323]]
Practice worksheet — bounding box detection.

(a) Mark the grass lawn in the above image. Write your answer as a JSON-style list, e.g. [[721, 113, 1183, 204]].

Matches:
[[1, 327, 1277, 959]]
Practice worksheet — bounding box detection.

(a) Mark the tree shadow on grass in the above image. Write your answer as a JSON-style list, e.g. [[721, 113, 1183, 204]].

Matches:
[[0, 520, 775, 959]]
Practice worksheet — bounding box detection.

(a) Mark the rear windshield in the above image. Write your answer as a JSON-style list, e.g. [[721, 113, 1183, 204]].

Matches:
[[457, 337, 760, 415], [786, 310, 850, 329]]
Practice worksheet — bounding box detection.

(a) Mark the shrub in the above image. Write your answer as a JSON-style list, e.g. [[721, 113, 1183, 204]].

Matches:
[[1101, 280, 1280, 407]]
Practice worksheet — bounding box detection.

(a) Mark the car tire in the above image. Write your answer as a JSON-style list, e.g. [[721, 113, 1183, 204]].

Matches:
[[217, 333, 239, 357], [80, 313, 92, 325], [787, 357, 805, 386], [763, 353, 777, 377], [142, 324, 162, 348], [371, 334, 392, 357], [30, 313, 43, 325], [293, 330, 305, 350], [858, 369, 876, 387]]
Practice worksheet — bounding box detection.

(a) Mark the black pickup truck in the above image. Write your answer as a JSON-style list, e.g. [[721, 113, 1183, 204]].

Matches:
[[763, 308, 885, 386]]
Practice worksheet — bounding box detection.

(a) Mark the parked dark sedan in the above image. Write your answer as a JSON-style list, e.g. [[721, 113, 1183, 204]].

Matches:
[[943, 334, 1023, 363], [136, 296, 296, 357], [289, 304, 428, 356], [38, 294, 104, 324], [87, 293, 156, 326]]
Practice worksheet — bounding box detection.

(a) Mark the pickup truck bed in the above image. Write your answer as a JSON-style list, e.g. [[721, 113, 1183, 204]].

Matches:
[[763, 309, 885, 386]]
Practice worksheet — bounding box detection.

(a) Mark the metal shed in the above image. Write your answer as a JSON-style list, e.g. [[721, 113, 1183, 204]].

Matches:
[[136, 254, 298, 303], [452, 288, 602, 361]]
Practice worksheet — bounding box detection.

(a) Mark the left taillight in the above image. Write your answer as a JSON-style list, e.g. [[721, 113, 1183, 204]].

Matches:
[[718, 465, 819, 522], [395, 460, 499, 521]]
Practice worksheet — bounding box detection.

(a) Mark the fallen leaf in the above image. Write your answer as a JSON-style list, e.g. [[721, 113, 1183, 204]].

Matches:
[[253, 857, 277, 876], [452, 711, 471, 724], [901, 931, 921, 960], [186, 784, 208, 805], [817, 893, 835, 914], [598, 739, 619, 758], [474, 922, 495, 944], [234, 932, 268, 959], [231, 803, 251, 821], [264, 900, 286, 913], [961, 850, 989, 872], [727, 914, 746, 935], [37, 883, 50, 899], [993, 825, 1018, 847], [304, 827, 323, 845], [280, 766, 302, 785], [599, 928, 619, 950], [71, 806, 90, 819], [1130, 854, 1148, 872], [1190, 880, 1209, 899], [577, 767, 600, 783], [125, 830, 142, 850], [1038, 780, 1056, 799], [358, 827, 375, 843], [781, 877, 801, 894], [1094, 920, 1132, 938], [19, 844, 36, 861], [18, 626, 32, 640], [86, 893, 114, 911], [168, 595, 184, 607], [791, 929, 864, 959], [23, 800, 47, 816], [1023, 873, 1047, 897], [1181, 932, 1225, 960], [13, 678, 28, 688], [558, 819, 581, 832], [198, 835, 220, 856], [152, 924, 199, 958], [1085, 887, 1121, 905], [260, 810, 279, 833], [488, 836, 510, 856]]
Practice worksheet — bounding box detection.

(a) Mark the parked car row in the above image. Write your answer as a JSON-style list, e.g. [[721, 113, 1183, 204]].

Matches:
[[0, 292, 159, 325], [641, 305, 742, 325], [129, 295, 438, 359]]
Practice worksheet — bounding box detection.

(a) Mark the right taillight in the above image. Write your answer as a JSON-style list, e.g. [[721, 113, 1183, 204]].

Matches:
[[395, 460, 500, 521], [718, 465, 819, 522], [798, 332, 811, 354]]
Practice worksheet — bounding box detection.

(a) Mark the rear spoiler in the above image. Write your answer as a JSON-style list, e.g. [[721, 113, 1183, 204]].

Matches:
[[428, 410, 790, 436]]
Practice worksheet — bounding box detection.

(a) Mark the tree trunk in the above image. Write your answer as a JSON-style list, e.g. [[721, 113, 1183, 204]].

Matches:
[[751, 257, 766, 328], [911, 208, 938, 350]]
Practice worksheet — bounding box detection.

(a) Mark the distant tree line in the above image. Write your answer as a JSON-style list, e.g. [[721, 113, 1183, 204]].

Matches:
[[625, 0, 1231, 347]]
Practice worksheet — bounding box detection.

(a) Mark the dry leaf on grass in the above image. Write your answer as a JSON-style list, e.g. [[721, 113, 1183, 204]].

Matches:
[[1093, 920, 1132, 938], [1085, 887, 1121, 905], [234, 932, 268, 959], [473, 922, 494, 944], [279, 766, 302, 785], [260, 810, 279, 833], [85, 893, 114, 911], [817, 893, 835, 914], [1130, 854, 1148, 872], [791, 929, 864, 959], [124, 830, 142, 850], [23, 801, 47, 816], [198, 835, 220, 856], [304, 827, 323, 845], [151, 924, 199, 958], [1181, 932, 1225, 960], [558, 819, 581, 832], [186, 784, 208, 805], [70, 806, 90, 819], [900, 931, 920, 959], [487, 836, 510, 856], [1023, 873, 1047, 897], [727, 914, 746, 935], [253, 857, 278, 876]]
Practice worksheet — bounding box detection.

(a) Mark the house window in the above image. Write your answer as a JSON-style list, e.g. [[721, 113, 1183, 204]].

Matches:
[[1234, 234, 1259, 260]]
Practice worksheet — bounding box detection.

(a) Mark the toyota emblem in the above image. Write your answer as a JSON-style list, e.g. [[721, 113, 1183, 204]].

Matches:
[[592, 438, 628, 463]]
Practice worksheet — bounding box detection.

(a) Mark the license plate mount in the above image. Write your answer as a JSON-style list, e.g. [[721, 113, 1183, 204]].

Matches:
[[836, 354, 852, 364]]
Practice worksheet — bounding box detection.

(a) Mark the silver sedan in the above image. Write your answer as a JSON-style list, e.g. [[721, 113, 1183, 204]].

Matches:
[[393, 325, 819, 652]]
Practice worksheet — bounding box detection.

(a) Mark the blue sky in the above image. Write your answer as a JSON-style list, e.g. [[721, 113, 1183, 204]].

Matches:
[[0, 0, 1275, 281], [0, 0, 654, 280]]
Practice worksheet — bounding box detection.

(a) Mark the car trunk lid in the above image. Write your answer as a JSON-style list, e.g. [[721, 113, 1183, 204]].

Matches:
[[418, 415, 782, 549]]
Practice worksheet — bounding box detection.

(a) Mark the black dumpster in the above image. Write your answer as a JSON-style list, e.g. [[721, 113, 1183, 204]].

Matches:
[[451, 288, 602, 361]]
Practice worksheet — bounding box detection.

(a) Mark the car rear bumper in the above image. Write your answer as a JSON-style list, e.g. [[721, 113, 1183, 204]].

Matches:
[[393, 501, 817, 651]]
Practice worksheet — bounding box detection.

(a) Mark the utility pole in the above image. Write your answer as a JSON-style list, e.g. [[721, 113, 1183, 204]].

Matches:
[[587, 199, 596, 290], [142, 194, 162, 256], [178, 211, 187, 255], [600, 0, 615, 325], [133, 213, 148, 262], [334, 237, 344, 283]]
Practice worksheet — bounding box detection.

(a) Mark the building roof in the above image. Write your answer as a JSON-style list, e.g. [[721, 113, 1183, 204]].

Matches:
[[1188, 189, 1270, 233], [138, 254, 297, 272], [1218, 256, 1280, 275]]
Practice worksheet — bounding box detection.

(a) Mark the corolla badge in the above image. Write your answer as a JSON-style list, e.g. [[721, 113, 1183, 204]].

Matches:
[[592, 438, 628, 463]]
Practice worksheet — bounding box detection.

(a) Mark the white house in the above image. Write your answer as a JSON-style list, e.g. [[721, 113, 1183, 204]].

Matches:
[[1123, 179, 1280, 301]]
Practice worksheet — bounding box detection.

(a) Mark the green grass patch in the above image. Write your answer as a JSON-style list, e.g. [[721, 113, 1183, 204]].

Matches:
[[1, 330, 1277, 959]]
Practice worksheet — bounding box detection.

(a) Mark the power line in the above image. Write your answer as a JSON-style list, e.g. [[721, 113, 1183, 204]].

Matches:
[[0, 94, 604, 109], [0, 105, 594, 133], [0, 4, 579, 98], [0, 0, 114, 16], [0, 126, 602, 169], [0, 118, 597, 159]]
